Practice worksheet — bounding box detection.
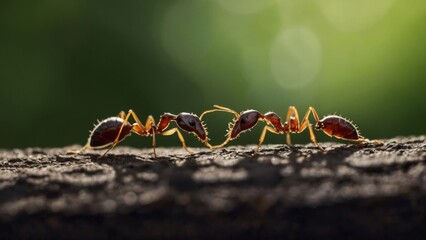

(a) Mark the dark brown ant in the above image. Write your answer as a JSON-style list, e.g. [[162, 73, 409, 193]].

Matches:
[[68, 110, 213, 159], [201, 105, 378, 154]]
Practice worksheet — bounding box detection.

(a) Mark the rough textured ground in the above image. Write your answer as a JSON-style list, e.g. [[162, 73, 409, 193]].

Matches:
[[0, 136, 425, 239]]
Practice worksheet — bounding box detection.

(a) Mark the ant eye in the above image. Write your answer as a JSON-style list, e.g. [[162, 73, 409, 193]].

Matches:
[[188, 118, 196, 126], [240, 117, 247, 124]]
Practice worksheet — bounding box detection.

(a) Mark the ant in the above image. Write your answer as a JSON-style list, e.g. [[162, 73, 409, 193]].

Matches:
[[68, 109, 213, 159], [200, 105, 378, 154]]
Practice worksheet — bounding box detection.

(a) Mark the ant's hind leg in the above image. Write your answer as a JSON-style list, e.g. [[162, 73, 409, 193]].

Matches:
[[355, 137, 383, 146], [98, 111, 134, 159], [99, 109, 146, 159], [66, 144, 89, 155], [298, 107, 324, 151]]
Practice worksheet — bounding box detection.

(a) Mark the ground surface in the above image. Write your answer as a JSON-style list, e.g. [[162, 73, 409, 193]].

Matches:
[[0, 136, 425, 239]]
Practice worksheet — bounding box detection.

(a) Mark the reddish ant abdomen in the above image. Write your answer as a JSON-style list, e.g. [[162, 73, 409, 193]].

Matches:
[[89, 117, 133, 148], [316, 115, 360, 140]]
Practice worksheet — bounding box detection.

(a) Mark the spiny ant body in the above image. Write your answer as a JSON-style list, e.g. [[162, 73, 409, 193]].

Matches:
[[316, 115, 360, 140], [68, 110, 212, 159], [201, 105, 373, 153], [89, 117, 133, 148]]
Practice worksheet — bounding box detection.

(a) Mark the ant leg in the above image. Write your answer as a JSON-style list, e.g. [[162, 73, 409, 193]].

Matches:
[[130, 114, 158, 156], [209, 120, 239, 149], [118, 111, 126, 119], [212, 105, 240, 117], [308, 106, 320, 122], [355, 137, 383, 145], [145, 115, 156, 129], [298, 107, 324, 150], [144, 115, 157, 157], [286, 133, 292, 146], [200, 105, 240, 120], [67, 144, 89, 154], [211, 134, 232, 149], [126, 114, 157, 157], [160, 128, 194, 154], [307, 123, 323, 151], [200, 105, 240, 149], [282, 106, 300, 146], [98, 110, 146, 159], [204, 141, 216, 149], [256, 126, 280, 154], [148, 117, 157, 157], [200, 109, 222, 120], [298, 107, 315, 132], [284, 106, 301, 132], [152, 131, 157, 157]]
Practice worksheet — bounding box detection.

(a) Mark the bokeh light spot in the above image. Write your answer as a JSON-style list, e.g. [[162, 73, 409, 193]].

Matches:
[[270, 27, 321, 90], [316, 0, 395, 32]]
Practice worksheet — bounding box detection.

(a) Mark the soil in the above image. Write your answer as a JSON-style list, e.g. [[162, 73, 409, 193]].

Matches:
[[0, 136, 425, 239]]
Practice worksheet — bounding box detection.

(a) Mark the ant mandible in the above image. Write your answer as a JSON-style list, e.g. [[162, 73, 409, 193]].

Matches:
[[68, 109, 213, 159], [200, 105, 376, 154]]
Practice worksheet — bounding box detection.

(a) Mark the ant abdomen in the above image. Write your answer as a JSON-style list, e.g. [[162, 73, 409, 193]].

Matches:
[[316, 115, 360, 140], [89, 117, 133, 148]]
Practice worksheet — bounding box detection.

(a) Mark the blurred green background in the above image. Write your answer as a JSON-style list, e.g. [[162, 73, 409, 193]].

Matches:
[[1, 0, 425, 149]]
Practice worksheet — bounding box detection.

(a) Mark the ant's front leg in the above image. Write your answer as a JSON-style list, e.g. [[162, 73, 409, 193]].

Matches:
[[298, 107, 324, 151], [137, 115, 157, 157], [200, 105, 241, 149], [256, 125, 280, 154]]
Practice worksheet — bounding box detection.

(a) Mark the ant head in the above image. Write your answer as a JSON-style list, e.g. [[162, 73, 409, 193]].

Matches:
[[229, 110, 263, 139], [315, 116, 338, 131], [315, 122, 325, 130], [175, 113, 207, 141]]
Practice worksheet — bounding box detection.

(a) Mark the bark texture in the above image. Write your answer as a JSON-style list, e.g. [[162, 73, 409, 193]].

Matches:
[[0, 136, 425, 239]]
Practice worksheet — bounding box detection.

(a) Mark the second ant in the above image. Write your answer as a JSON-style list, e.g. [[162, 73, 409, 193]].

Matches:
[[68, 109, 214, 159], [200, 105, 378, 154]]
